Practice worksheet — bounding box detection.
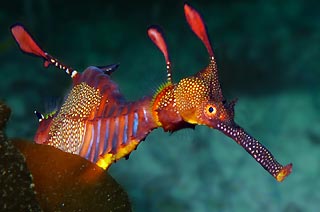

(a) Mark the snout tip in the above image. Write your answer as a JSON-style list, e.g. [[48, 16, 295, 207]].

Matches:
[[276, 163, 292, 182]]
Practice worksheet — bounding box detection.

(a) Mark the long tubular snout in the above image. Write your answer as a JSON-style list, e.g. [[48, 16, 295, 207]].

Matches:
[[216, 122, 292, 182]]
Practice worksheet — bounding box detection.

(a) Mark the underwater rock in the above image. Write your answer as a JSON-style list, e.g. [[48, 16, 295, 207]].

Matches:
[[0, 101, 10, 140], [0, 101, 41, 211], [0, 101, 131, 211]]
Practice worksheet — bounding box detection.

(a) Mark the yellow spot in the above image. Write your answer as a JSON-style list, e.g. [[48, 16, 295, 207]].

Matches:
[[96, 140, 139, 170], [96, 154, 113, 170], [114, 140, 139, 160], [276, 164, 292, 182]]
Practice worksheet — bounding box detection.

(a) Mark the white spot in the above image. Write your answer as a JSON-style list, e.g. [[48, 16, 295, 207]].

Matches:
[[143, 108, 148, 122], [71, 70, 78, 78]]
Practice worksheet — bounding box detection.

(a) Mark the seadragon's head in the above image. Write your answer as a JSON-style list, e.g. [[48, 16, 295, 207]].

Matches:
[[149, 4, 292, 182], [174, 4, 236, 129]]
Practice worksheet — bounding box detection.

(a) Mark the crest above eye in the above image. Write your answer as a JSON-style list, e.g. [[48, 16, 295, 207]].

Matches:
[[184, 3, 214, 58], [183, 3, 223, 101], [147, 26, 173, 84]]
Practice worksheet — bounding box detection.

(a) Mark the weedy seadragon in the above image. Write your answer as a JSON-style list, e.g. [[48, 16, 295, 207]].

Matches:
[[11, 4, 292, 182]]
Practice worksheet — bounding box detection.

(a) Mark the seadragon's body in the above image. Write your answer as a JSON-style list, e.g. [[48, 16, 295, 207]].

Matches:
[[33, 67, 158, 169], [11, 4, 292, 181]]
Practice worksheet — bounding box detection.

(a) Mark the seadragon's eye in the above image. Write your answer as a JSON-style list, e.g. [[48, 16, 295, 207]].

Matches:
[[205, 104, 217, 117], [208, 106, 215, 113]]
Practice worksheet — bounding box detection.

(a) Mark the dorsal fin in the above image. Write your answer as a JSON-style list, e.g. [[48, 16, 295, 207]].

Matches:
[[147, 26, 173, 84], [11, 24, 78, 78], [97, 63, 120, 75]]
